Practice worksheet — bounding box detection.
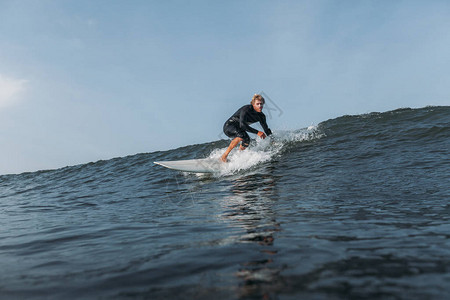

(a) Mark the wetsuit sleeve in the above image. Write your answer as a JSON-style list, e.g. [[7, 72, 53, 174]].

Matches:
[[260, 114, 272, 136], [239, 106, 259, 134]]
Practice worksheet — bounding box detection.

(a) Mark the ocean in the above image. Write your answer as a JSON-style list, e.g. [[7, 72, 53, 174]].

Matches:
[[1, 106, 449, 299]]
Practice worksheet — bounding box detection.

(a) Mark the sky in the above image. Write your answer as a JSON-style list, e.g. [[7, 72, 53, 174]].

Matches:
[[0, 0, 449, 175]]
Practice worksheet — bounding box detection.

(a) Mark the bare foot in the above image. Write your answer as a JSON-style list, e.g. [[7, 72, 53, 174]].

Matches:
[[220, 155, 228, 163]]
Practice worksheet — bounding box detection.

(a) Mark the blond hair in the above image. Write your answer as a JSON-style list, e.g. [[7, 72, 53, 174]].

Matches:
[[250, 94, 265, 105]]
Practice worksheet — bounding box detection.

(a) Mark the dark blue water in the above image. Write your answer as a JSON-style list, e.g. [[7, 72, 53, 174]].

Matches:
[[1, 106, 449, 299]]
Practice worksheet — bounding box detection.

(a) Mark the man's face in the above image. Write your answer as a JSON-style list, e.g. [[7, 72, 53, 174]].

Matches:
[[253, 100, 264, 112]]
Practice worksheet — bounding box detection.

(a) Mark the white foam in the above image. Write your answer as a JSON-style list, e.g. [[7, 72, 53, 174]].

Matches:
[[204, 126, 324, 176]]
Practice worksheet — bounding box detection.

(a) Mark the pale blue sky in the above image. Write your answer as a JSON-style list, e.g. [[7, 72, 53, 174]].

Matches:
[[1, 0, 449, 174]]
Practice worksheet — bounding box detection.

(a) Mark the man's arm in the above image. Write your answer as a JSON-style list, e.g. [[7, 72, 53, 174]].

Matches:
[[260, 114, 272, 136]]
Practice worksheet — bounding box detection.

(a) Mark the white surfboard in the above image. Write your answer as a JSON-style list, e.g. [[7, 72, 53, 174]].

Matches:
[[154, 158, 223, 173]]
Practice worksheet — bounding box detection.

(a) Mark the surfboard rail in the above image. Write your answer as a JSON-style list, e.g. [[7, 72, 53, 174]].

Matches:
[[154, 158, 222, 173]]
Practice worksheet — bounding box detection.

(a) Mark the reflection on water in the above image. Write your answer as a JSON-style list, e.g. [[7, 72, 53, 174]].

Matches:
[[219, 173, 283, 299]]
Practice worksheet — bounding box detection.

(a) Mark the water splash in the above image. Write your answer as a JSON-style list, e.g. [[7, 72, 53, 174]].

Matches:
[[204, 126, 324, 176]]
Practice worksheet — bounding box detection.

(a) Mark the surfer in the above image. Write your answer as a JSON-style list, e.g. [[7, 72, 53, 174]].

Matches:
[[221, 94, 272, 162]]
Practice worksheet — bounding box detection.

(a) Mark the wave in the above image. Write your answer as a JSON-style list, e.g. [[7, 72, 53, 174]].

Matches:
[[321, 106, 449, 140], [0, 106, 448, 181], [196, 106, 449, 176]]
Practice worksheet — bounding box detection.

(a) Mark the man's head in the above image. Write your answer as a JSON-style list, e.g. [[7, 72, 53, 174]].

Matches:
[[251, 94, 265, 112]]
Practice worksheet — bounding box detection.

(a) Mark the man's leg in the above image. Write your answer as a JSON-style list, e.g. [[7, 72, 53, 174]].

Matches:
[[239, 134, 250, 151], [221, 137, 242, 162]]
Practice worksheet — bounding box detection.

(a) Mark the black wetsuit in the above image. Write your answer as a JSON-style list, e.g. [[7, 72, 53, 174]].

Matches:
[[223, 105, 272, 147]]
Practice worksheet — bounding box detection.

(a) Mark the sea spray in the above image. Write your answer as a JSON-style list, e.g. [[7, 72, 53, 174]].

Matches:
[[205, 125, 325, 176]]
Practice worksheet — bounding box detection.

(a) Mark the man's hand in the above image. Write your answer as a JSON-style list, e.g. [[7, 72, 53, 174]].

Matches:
[[257, 131, 266, 139]]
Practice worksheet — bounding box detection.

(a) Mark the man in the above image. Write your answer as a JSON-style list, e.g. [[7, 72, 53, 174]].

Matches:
[[221, 94, 272, 162]]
